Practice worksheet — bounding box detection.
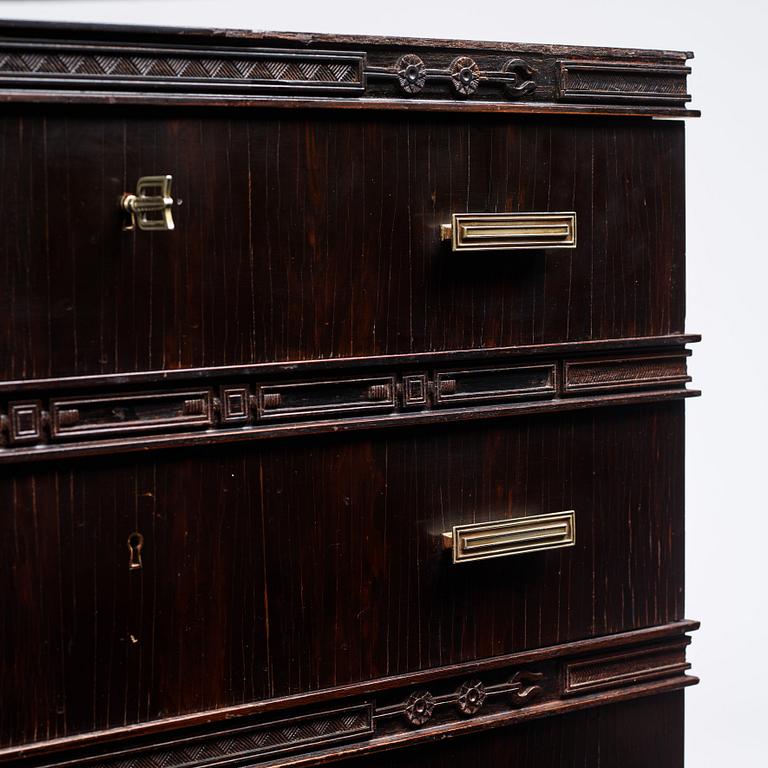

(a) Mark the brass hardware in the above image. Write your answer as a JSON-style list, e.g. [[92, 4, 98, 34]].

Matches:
[[121, 175, 175, 231], [440, 212, 577, 251], [127, 532, 144, 570], [442, 510, 575, 564]]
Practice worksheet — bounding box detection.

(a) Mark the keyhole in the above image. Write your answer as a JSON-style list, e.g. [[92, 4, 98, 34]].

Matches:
[[127, 532, 144, 570]]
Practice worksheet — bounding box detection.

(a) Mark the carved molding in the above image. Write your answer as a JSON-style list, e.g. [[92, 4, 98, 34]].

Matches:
[[0, 41, 365, 94], [378, 670, 544, 728], [0, 346, 696, 463], [367, 54, 536, 100], [557, 60, 692, 104], [10, 625, 697, 768], [52, 704, 373, 768], [562, 353, 691, 394], [563, 639, 691, 696], [0, 26, 694, 113]]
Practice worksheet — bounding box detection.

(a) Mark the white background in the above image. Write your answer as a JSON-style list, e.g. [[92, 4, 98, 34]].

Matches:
[[1, 1, 764, 763]]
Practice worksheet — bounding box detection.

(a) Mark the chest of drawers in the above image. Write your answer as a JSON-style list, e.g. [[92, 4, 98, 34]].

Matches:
[[0, 21, 700, 768]]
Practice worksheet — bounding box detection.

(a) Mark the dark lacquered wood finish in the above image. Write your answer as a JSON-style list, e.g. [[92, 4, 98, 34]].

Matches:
[[0, 404, 685, 746], [1, 109, 685, 379], [341, 694, 686, 768], [0, 21, 699, 768]]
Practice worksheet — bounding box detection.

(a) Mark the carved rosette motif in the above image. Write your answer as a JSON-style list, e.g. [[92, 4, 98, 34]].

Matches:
[[396, 54, 427, 94], [383, 53, 537, 100], [404, 691, 436, 726], [457, 679, 486, 715], [450, 56, 481, 96]]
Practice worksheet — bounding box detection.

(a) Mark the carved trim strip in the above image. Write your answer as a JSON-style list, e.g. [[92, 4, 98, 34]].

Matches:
[[11, 626, 697, 768], [563, 353, 691, 394], [0, 622, 697, 764], [0, 335, 702, 395], [0, 41, 365, 94], [52, 704, 373, 768], [367, 54, 537, 100], [375, 670, 545, 728], [49, 389, 214, 438], [563, 639, 691, 696], [557, 60, 691, 104], [257, 375, 397, 419], [0, 26, 695, 115], [433, 364, 557, 405], [0, 349, 697, 463]]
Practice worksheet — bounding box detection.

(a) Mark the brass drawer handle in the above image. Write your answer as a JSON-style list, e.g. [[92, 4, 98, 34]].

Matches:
[[442, 510, 575, 564], [121, 174, 175, 231], [440, 212, 576, 251]]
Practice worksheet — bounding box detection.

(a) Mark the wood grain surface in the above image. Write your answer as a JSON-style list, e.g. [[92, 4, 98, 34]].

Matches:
[[0, 402, 685, 748], [0, 110, 685, 381]]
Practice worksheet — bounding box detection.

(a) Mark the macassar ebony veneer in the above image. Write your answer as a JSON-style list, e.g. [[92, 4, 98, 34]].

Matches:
[[0, 20, 699, 768]]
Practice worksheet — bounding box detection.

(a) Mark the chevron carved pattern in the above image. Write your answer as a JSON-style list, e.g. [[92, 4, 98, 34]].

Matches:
[[0, 46, 363, 92], [92, 705, 372, 768]]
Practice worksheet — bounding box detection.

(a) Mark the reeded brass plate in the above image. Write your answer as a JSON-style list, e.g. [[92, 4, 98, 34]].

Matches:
[[442, 510, 576, 564], [441, 212, 577, 251]]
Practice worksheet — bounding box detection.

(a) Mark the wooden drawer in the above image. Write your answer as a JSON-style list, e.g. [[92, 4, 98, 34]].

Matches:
[[0, 110, 684, 381], [0, 402, 685, 749], [0, 22, 699, 768]]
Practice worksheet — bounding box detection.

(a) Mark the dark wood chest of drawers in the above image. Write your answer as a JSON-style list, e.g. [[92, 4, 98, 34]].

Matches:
[[0, 21, 700, 768]]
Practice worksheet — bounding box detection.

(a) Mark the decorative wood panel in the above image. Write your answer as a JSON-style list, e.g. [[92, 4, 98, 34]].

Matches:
[[563, 639, 691, 696], [0, 345, 696, 463], [0, 42, 365, 94], [563, 353, 691, 394], [2, 624, 696, 767], [0, 22, 696, 115], [557, 60, 692, 104]]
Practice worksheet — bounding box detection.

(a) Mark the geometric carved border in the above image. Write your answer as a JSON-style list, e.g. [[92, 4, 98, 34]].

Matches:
[[73, 704, 373, 768], [0, 26, 695, 114], [16, 623, 698, 768], [557, 61, 692, 104], [0, 347, 697, 464], [0, 42, 365, 95], [562, 353, 691, 394], [563, 639, 692, 696]]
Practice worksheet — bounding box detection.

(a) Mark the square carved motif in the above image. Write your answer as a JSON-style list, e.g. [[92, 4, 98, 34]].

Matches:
[[9, 401, 43, 444], [220, 386, 251, 423]]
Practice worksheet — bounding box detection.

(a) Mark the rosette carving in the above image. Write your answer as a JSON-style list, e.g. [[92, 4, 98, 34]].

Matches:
[[450, 56, 481, 96], [396, 54, 427, 94], [456, 679, 486, 715], [404, 690, 435, 726]]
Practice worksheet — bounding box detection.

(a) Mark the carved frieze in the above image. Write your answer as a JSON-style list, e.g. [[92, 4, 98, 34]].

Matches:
[[368, 53, 536, 100], [10, 624, 697, 768], [0, 344, 696, 463], [0, 26, 694, 113], [0, 41, 366, 94]]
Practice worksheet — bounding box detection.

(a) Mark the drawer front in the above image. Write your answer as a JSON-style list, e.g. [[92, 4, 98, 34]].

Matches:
[[0, 110, 685, 380], [0, 402, 684, 747]]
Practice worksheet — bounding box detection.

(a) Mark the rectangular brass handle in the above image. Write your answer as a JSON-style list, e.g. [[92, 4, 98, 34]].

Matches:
[[442, 510, 575, 564], [440, 212, 577, 251]]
